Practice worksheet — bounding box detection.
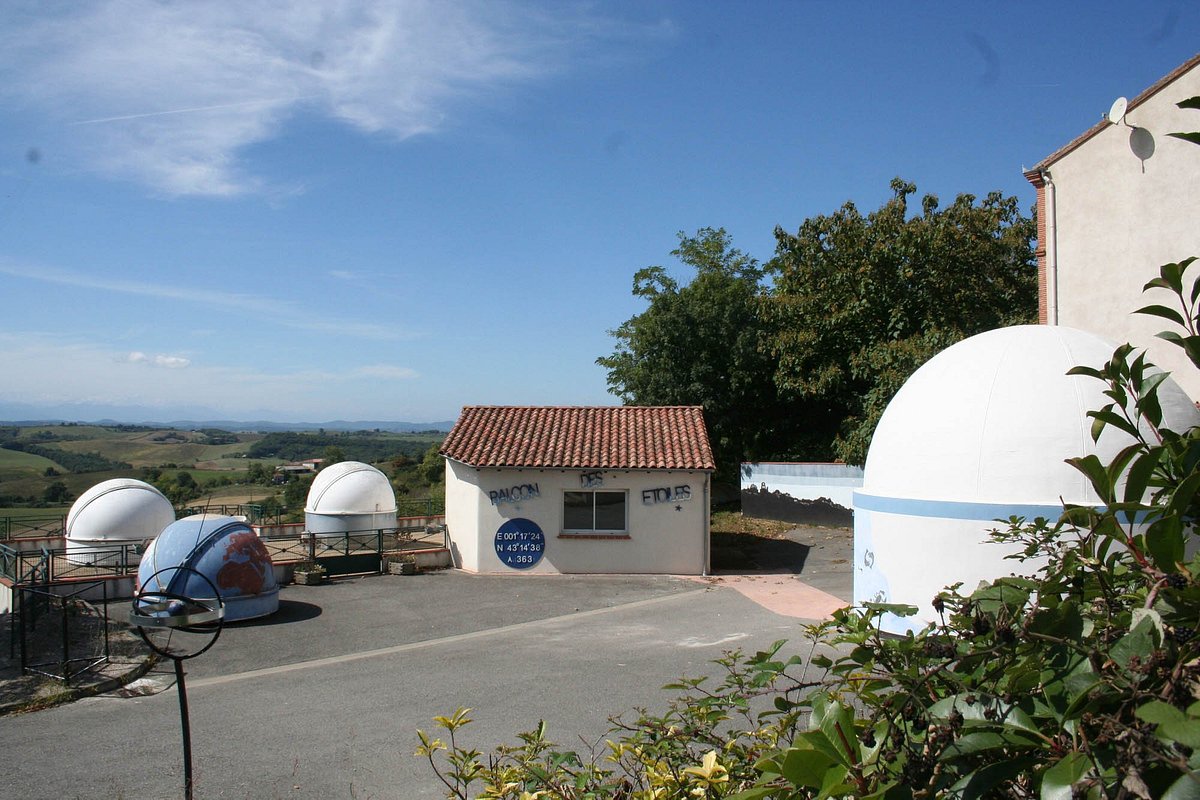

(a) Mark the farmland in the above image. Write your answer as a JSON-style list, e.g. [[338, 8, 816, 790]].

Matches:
[[0, 423, 444, 516]]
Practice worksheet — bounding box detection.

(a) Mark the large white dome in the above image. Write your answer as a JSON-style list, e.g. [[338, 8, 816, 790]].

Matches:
[[66, 478, 175, 544], [305, 461, 396, 515], [863, 325, 1197, 507], [854, 325, 1200, 633]]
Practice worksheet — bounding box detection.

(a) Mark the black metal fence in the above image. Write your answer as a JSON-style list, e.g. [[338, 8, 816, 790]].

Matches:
[[0, 514, 66, 541], [0, 542, 142, 584], [17, 580, 111, 682]]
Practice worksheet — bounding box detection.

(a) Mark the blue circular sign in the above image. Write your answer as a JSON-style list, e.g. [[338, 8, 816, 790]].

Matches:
[[494, 517, 545, 570]]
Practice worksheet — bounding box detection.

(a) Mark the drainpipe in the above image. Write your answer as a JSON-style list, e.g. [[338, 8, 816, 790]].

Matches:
[[1043, 171, 1059, 325], [703, 474, 711, 576]]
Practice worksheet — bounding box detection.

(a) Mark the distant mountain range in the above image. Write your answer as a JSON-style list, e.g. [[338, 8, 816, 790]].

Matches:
[[0, 401, 453, 433], [0, 417, 454, 433]]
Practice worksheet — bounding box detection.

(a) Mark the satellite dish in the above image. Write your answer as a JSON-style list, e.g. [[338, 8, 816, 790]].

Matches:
[[1107, 96, 1128, 125]]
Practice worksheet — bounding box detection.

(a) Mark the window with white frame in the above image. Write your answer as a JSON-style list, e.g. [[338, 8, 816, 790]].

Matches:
[[563, 490, 627, 533]]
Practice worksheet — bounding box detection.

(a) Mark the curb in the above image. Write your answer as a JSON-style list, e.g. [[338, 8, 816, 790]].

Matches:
[[0, 650, 158, 717]]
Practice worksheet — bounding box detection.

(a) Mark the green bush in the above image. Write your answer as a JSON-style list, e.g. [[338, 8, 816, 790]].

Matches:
[[418, 257, 1200, 799]]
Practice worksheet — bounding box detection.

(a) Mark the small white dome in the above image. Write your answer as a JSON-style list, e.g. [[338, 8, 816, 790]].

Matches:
[[65, 478, 175, 544], [305, 461, 396, 515]]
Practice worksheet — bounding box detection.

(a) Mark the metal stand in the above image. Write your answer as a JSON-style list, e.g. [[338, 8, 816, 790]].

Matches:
[[130, 567, 225, 800]]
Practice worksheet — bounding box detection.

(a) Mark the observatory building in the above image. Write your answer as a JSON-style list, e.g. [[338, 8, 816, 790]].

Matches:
[[304, 461, 398, 538], [440, 406, 714, 574], [65, 478, 175, 565], [138, 514, 279, 621], [853, 325, 1200, 634]]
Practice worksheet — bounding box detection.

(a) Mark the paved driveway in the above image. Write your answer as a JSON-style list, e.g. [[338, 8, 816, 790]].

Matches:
[[0, 545, 850, 800]]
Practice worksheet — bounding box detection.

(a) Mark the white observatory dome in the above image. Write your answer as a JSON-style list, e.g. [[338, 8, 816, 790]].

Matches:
[[305, 461, 396, 514], [854, 325, 1200, 633], [65, 478, 175, 565], [304, 461, 397, 538]]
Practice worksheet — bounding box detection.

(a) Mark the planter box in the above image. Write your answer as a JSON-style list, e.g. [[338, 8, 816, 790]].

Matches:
[[294, 570, 325, 585], [386, 560, 417, 576]]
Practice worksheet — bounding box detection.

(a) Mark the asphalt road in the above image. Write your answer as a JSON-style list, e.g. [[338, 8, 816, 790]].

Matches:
[[0, 567, 847, 800]]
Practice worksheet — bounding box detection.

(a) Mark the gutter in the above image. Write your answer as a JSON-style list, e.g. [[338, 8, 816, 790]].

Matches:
[[1043, 171, 1058, 325]]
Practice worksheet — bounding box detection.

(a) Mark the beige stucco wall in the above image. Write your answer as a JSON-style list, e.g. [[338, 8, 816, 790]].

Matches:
[[443, 459, 710, 574], [1047, 63, 1200, 398]]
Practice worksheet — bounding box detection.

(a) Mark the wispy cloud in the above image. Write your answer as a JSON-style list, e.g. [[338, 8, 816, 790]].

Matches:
[[357, 364, 419, 379], [125, 351, 192, 369], [0, 333, 421, 419], [0, 1, 593, 196], [0, 260, 413, 340]]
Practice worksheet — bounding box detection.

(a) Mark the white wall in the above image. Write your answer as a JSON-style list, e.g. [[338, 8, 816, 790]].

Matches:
[[444, 460, 710, 574], [741, 463, 863, 509], [1049, 64, 1200, 398]]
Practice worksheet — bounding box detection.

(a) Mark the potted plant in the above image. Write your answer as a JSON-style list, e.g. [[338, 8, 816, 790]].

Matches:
[[385, 553, 417, 576], [292, 560, 326, 585]]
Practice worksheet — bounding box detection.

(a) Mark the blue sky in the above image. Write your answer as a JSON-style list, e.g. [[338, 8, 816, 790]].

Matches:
[[0, 1, 1196, 425]]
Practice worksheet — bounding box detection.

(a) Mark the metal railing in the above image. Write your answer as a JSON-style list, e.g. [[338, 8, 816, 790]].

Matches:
[[0, 517, 448, 585], [0, 541, 142, 585], [259, 519, 449, 563], [0, 514, 66, 541]]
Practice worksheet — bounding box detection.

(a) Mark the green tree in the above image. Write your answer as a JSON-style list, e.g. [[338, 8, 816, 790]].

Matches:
[[323, 445, 346, 467], [764, 178, 1037, 464], [418, 443, 444, 485], [41, 480, 70, 504], [245, 462, 266, 484], [598, 228, 800, 481], [283, 476, 309, 517]]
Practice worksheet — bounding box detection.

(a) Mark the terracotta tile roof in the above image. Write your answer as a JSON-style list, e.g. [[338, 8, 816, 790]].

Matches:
[[440, 406, 716, 471]]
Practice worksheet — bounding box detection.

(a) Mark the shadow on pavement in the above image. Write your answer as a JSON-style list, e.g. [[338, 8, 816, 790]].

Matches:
[[226, 599, 322, 627]]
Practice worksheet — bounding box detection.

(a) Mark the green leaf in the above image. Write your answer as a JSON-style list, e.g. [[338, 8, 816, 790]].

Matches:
[[1111, 616, 1159, 669], [1162, 772, 1200, 800], [1168, 132, 1200, 146], [1138, 699, 1187, 726], [929, 695, 1041, 735], [1145, 517, 1186, 571], [1124, 449, 1161, 504], [1178, 96, 1200, 111], [1040, 752, 1090, 800], [943, 730, 1041, 758], [950, 756, 1038, 800], [780, 746, 840, 789], [1026, 599, 1085, 640], [811, 696, 858, 766], [1168, 471, 1200, 519], [1136, 304, 1188, 326], [728, 789, 777, 800], [1067, 454, 1115, 501]]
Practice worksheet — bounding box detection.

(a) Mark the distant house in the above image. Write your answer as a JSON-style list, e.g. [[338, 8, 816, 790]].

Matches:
[[439, 406, 715, 574], [275, 458, 323, 476], [1024, 53, 1200, 398]]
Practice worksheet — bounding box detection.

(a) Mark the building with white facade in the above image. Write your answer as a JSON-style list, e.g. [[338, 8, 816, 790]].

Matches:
[[440, 406, 714, 574], [1025, 53, 1200, 398]]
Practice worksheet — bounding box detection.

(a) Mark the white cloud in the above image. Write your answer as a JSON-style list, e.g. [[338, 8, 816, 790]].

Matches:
[[123, 351, 191, 368], [156, 355, 192, 369], [0, 0, 586, 196], [357, 364, 419, 379], [0, 259, 414, 340]]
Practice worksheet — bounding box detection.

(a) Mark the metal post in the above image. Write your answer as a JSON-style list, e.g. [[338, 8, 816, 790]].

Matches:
[[61, 594, 71, 682], [175, 658, 194, 800]]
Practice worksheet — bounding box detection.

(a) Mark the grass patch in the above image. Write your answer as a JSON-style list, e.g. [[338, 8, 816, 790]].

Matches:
[[711, 510, 796, 539]]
